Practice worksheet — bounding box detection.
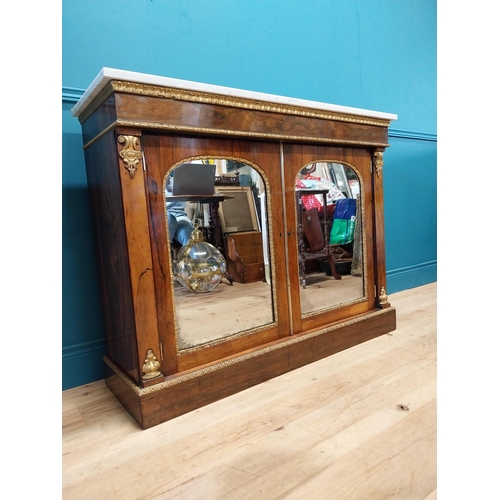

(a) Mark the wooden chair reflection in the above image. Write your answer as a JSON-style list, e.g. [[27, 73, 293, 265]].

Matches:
[[296, 189, 349, 288]]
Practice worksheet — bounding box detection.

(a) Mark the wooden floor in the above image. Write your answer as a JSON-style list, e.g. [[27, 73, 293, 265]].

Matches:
[[62, 282, 437, 500]]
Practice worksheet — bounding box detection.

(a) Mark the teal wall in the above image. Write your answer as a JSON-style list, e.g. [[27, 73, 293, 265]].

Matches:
[[62, 0, 436, 390]]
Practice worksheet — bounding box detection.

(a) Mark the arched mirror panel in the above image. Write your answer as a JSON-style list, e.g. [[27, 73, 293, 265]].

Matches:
[[294, 161, 367, 316], [164, 158, 276, 353]]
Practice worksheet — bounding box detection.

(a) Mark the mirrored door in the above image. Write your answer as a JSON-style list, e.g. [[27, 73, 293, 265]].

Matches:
[[283, 144, 376, 335], [143, 135, 290, 373]]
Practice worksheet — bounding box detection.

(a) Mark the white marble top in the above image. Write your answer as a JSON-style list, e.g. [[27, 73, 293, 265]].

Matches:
[[71, 67, 398, 121]]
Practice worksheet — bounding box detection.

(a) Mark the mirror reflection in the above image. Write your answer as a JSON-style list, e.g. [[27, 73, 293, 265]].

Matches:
[[295, 161, 365, 315], [165, 159, 274, 351]]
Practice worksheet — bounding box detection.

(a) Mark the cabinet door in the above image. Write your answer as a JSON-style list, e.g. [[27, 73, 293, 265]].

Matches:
[[142, 135, 290, 373], [283, 144, 376, 335]]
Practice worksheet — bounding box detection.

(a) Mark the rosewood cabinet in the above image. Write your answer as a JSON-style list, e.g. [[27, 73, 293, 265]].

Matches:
[[73, 68, 397, 429]]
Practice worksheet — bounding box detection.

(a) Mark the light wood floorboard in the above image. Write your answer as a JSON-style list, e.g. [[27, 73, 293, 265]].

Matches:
[[62, 282, 437, 500]]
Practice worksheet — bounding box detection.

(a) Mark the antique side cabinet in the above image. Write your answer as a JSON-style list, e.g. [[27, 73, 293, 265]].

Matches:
[[72, 68, 397, 429]]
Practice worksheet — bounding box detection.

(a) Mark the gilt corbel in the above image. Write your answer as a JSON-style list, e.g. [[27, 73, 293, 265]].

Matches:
[[118, 135, 143, 178]]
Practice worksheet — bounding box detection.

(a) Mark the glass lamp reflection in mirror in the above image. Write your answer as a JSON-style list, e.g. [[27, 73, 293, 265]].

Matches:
[[295, 161, 365, 316], [166, 158, 275, 352], [173, 222, 226, 293]]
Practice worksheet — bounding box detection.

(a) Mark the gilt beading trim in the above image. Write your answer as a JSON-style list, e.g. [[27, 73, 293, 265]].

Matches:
[[83, 120, 390, 151]]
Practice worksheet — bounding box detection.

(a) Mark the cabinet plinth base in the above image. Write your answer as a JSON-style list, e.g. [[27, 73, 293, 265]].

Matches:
[[105, 307, 396, 429]]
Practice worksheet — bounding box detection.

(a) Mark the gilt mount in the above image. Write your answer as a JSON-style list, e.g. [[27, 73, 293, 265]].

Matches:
[[379, 286, 389, 305], [373, 151, 384, 177], [141, 349, 163, 381], [118, 135, 143, 178]]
